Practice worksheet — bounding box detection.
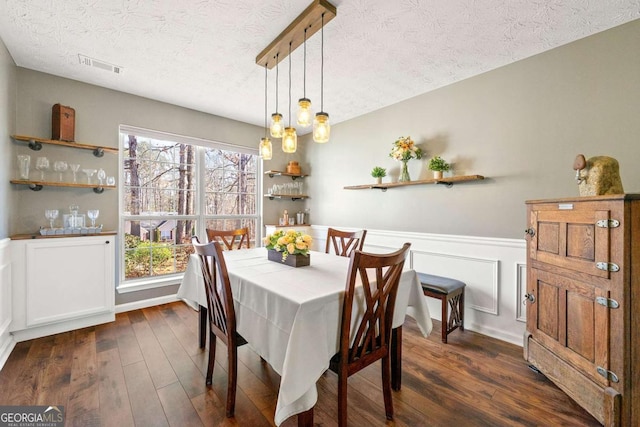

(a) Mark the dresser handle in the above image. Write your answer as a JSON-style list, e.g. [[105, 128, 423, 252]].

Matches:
[[524, 228, 536, 237]]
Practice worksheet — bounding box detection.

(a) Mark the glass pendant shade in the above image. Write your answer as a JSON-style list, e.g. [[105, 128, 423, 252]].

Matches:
[[282, 127, 297, 153], [270, 113, 284, 138], [313, 112, 330, 143], [297, 98, 313, 127], [259, 137, 272, 160]]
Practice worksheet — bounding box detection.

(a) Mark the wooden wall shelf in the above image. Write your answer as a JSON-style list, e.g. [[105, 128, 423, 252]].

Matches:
[[12, 134, 118, 157], [344, 175, 485, 191], [264, 194, 309, 201], [11, 179, 115, 194], [265, 170, 307, 180]]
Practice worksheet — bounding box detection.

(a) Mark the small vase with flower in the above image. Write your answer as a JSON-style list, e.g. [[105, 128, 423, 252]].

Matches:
[[389, 136, 422, 182]]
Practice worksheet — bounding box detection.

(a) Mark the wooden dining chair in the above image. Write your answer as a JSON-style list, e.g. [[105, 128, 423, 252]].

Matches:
[[325, 228, 367, 257], [329, 242, 411, 426], [192, 236, 247, 418], [206, 227, 250, 250]]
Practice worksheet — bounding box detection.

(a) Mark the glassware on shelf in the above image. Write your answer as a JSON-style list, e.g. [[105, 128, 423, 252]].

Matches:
[[45, 209, 59, 229], [87, 209, 99, 227], [69, 163, 80, 183], [69, 204, 79, 227], [35, 157, 50, 181], [17, 154, 31, 179], [97, 169, 106, 185], [82, 169, 97, 184], [106, 176, 116, 186], [53, 160, 68, 182]]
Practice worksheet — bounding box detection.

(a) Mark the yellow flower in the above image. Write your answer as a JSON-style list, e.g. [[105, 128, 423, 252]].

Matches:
[[277, 236, 288, 246], [302, 234, 312, 243], [295, 241, 307, 250], [287, 243, 296, 254]]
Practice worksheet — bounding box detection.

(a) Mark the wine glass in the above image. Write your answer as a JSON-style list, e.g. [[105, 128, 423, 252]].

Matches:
[[35, 157, 49, 181], [97, 168, 106, 185], [69, 163, 80, 183], [44, 209, 59, 229], [87, 209, 99, 227], [82, 169, 97, 184], [53, 160, 68, 181]]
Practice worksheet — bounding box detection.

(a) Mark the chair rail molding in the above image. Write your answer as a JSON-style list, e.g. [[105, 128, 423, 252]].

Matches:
[[308, 225, 527, 346], [0, 238, 15, 371]]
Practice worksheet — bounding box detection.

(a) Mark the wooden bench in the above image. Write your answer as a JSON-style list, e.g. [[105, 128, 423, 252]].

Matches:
[[417, 272, 465, 343]]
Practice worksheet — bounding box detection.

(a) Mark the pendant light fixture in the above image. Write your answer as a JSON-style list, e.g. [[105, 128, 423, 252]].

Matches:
[[282, 42, 297, 153], [270, 54, 284, 138], [313, 12, 330, 143], [259, 64, 272, 160], [296, 28, 313, 127]]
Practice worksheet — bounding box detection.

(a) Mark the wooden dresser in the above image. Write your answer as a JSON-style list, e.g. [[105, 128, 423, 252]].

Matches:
[[524, 194, 640, 426]]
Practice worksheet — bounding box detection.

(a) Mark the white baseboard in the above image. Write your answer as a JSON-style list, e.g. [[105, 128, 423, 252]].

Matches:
[[0, 333, 15, 371], [115, 294, 179, 313], [11, 312, 115, 342]]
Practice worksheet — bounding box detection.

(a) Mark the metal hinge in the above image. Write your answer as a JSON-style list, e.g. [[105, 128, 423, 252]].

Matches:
[[597, 366, 619, 383], [596, 262, 620, 272], [595, 296, 619, 309], [596, 219, 620, 228]]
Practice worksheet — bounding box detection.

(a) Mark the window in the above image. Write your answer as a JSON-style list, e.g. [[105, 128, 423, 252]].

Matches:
[[119, 126, 260, 291]]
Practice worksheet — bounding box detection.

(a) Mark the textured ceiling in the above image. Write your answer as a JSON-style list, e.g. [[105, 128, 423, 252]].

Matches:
[[1, 0, 639, 132]]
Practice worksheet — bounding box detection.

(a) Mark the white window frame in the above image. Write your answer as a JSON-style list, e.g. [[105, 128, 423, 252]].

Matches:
[[117, 125, 263, 293]]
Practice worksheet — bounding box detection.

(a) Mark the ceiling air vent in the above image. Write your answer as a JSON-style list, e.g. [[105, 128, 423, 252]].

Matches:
[[78, 54, 123, 74]]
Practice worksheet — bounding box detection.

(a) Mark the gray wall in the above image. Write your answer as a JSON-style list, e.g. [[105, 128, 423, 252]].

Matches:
[[0, 37, 16, 239], [12, 68, 270, 303], [303, 19, 640, 239]]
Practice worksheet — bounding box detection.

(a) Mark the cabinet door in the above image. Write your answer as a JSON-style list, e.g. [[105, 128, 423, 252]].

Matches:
[[529, 208, 614, 279], [25, 237, 114, 326], [527, 267, 612, 387]]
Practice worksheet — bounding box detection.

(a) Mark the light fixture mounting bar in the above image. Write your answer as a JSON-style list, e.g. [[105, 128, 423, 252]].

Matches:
[[256, 0, 336, 69]]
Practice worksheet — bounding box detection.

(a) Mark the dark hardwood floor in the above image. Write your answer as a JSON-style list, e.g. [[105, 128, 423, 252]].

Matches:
[[0, 302, 599, 426]]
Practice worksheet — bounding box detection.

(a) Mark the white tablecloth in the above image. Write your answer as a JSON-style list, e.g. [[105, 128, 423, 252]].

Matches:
[[177, 247, 432, 425]]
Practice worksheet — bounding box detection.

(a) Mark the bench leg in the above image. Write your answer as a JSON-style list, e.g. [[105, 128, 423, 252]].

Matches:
[[441, 295, 448, 343]]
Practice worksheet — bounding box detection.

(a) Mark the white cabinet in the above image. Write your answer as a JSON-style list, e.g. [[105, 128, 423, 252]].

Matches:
[[11, 235, 115, 341]]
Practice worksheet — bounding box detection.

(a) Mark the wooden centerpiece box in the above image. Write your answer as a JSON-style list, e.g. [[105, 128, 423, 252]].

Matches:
[[267, 249, 310, 268]]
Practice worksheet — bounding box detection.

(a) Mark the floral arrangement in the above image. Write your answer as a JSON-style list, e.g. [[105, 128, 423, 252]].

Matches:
[[264, 229, 313, 261], [389, 136, 423, 162]]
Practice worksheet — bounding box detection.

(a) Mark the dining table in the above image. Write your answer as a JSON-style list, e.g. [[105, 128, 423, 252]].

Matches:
[[177, 247, 432, 426]]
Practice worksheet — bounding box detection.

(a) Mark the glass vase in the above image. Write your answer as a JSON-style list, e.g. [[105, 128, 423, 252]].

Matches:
[[399, 160, 411, 182]]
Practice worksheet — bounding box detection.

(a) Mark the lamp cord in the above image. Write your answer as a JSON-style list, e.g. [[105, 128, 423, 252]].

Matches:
[[264, 64, 268, 137], [320, 13, 324, 112], [275, 53, 279, 114], [303, 28, 307, 98], [288, 42, 292, 126]]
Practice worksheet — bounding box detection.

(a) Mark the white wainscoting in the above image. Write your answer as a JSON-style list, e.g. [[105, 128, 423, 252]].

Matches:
[[0, 238, 15, 370], [310, 225, 527, 346]]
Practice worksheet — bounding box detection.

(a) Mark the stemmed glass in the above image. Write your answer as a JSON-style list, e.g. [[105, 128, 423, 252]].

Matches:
[[97, 169, 106, 185], [82, 169, 97, 185], [45, 209, 59, 229], [35, 157, 49, 181], [53, 161, 68, 181], [87, 209, 100, 227], [69, 163, 80, 183]]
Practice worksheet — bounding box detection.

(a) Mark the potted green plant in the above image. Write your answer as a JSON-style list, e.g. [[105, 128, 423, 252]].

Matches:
[[371, 166, 387, 184], [428, 156, 450, 179]]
